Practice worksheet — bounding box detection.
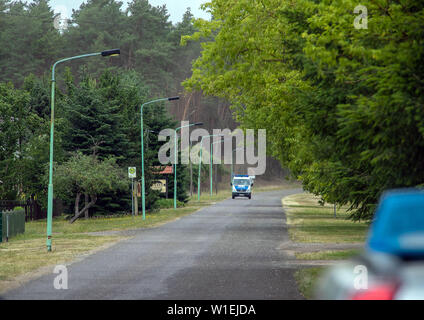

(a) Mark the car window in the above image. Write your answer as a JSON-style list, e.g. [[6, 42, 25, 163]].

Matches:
[[233, 179, 250, 186], [384, 202, 424, 236]]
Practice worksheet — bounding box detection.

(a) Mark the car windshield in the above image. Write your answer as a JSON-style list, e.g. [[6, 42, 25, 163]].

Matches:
[[384, 202, 424, 236], [234, 179, 250, 186]]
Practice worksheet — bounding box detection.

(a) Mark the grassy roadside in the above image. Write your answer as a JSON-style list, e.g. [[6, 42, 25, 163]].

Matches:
[[282, 193, 369, 299], [283, 193, 368, 243], [1, 183, 295, 293], [295, 249, 361, 260]]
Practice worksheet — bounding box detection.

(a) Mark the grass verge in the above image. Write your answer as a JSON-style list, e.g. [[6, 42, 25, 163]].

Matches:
[[283, 192, 368, 299], [282, 193, 368, 244], [294, 268, 326, 300], [295, 249, 360, 261], [0, 235, 122, 293], [0, 201, 207, 294]]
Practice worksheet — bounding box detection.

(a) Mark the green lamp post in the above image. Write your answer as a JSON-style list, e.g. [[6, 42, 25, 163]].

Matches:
[[231, 147, 244, 184], [197, 134, 223, 201], [174, 122, 203, 209], [47, 49, 120, 252], [211, 139, 231, 196], [140, 97, 180, 221]]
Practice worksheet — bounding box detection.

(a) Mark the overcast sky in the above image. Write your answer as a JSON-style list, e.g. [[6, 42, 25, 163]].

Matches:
[[49, 0, 211, 23]]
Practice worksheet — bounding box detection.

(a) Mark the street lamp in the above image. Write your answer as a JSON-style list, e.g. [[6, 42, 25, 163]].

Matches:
[[211, 139, 232, 195], [174, 122, 203, 209], [140, 97, 180, 221], [186, 108, 198, 198], [197, 134, 224, 201], [231, 147, 244, 183], [46, 49, 120, 252]]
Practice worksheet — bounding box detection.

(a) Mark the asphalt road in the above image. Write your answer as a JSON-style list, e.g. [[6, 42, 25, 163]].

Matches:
[[3, 188, 304, 300]]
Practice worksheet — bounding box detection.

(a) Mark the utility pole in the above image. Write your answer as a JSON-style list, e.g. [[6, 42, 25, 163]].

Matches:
[[190, 140, 193, 197], [215, 164, 218, 195]]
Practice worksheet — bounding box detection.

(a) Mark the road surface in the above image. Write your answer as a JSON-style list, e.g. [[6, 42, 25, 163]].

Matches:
[[3, 189, 303, 300]]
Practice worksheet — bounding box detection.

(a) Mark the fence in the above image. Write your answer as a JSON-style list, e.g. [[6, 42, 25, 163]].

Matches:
[[0, 209, 25, 242], [0, 198, 62, 222]]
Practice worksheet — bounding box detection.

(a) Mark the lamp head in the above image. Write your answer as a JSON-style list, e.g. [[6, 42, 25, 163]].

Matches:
[[101, 49, 121, 57]]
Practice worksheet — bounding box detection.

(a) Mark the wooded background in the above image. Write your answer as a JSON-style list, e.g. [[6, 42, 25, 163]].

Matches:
[[0, 0, 286, 218]]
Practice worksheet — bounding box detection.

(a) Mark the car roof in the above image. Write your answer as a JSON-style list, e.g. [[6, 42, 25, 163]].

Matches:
[[367, 189, 424, 257]]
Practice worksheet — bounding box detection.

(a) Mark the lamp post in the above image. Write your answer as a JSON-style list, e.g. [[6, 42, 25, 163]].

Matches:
[[140, 97, 179, 221], [197, 134, 223, 201], [174, 122, 203, 209], [211, 139, 232, 196], [145, 129, 156, 151], [187, 109, 197, 198], [231, 147, 244, 183], [46, 49, 120, 252]]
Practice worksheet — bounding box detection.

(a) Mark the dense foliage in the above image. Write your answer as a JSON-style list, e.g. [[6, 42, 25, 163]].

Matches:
[[0, 0, 197, 216], [183, 0, 424, 220]]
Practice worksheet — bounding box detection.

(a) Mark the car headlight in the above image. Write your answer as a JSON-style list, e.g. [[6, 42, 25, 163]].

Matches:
[[232, 186, 237, 192]]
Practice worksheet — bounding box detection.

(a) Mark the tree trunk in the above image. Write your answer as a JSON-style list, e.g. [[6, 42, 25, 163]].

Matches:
[[70, 194, 97, 224], [74, 193, 81, 217], [84, 194, 89, 219]]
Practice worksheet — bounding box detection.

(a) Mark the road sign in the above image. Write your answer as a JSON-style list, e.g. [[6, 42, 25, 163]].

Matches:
[[128, 167, 136, 179], [151, 180, 167, 193]]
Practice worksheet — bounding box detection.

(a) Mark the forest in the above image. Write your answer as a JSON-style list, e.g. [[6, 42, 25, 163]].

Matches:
[[0, 0, 241, 218]]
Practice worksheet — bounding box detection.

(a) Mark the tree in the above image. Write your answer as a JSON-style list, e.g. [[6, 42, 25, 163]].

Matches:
[[0, 82, 30, 199], [63, 70, 130, 162], [53, 153, 127, 223], [0, 0, 62, 85], [183, 0, 424, 220]]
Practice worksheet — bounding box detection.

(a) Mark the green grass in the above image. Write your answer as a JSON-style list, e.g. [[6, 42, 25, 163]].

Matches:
[[294, 267, 325, 300], [19, 206, 201, 239], [282, 193, 368, 243], [0, 234, 121, 293], [295, 249, 360, 260]]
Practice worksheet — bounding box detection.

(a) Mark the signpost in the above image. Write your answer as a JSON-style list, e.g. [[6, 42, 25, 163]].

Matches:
[[128, 167, 136, 216], [151, 180, 167, 193]]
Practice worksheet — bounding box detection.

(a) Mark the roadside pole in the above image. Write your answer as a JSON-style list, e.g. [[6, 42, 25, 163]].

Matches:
[[128, 167, 137, 217], [190, 140, 193, 197], [131, 178, 134, 216]]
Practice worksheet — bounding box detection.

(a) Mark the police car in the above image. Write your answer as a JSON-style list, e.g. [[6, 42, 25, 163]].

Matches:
[[231, 175, 253, 199]]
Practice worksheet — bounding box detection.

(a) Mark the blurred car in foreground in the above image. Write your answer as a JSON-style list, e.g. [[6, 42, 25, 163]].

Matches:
[[315, 189, 424, 300]]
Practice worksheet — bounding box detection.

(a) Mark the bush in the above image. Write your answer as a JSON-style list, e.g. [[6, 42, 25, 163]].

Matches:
[[156, 198, 185, 209]]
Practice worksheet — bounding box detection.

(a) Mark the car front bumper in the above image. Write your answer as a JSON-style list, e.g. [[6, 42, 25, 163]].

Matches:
[[233, 192, 251, 197]]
